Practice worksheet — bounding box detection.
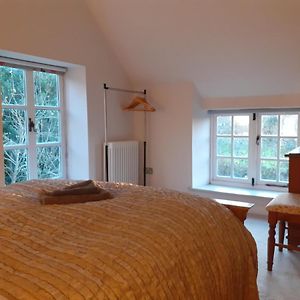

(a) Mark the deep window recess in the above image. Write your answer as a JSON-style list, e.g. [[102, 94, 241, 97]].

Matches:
[[0, 59, 66, 185], [211, 111, 300, 189]]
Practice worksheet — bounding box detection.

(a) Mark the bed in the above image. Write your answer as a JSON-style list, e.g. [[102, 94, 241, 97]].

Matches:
[[0, 180, 258, 299]]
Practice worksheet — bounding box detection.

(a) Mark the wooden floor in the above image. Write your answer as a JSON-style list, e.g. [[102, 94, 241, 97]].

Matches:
[[245, 216, 300, 300]]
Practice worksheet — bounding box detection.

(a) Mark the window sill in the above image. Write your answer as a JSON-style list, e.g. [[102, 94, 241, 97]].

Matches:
[[190, 184, 285, 199]]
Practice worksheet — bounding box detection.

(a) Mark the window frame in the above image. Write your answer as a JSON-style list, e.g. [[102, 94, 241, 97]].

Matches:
[[1, 65, 66, 183], [211, 112, 253, 186], [210, 110, 300, 190], [255, 111, 300, 186]]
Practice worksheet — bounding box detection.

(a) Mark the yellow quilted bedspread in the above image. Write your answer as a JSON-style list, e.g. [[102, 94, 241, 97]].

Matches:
[[0, 180, 258, 300]]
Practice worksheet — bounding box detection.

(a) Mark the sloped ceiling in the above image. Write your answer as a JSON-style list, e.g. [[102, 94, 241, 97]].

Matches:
[[85, 0, 300, 97]]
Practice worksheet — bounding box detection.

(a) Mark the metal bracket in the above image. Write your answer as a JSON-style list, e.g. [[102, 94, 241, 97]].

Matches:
[[28, 118, 37, 133]]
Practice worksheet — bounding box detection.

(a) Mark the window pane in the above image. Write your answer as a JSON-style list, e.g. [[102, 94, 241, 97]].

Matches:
[[233, 138, 248, 157], [36, 110, 60, 144], [4, 148, 28, 185], [233, 159, 248, 179], [261, 137, 278, 159], [233, 116, 249, 136], [261, 115, 278, 136], [217, 137, 231, 156], [261, 160, 277, 181], [280, 138, 297, 158], [37, 146, 61, 179], [2, 108, 27, 146], [280, 115, 298, 137], [34, 71, 59, 107], [217, 158, 231, 177], [0, 66, 25, 105], [217, 116, 231, 135], [279, 161, 289, 183]]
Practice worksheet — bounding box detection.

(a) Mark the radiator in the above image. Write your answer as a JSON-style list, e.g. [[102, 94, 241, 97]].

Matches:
[[105, 141, 139, 184]]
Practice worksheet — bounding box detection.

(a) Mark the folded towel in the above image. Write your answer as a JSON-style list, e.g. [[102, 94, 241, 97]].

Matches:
[[42, 180, 101, 196], [40, 189, 113, 205], [64, 180, 93, 189], [39, 180, 113, 205]]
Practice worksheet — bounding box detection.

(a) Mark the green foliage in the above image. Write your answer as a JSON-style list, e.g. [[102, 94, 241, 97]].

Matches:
[[0, 66, 25, 105], [261, 138, 277, 159], [233, 138, 248, 157], [217, 158, 231, 177], [279, 161, 289, 182], [34, 71, 59, 106], [233, 159, 248, 179], [36, 109, 60, 144], [280, 138, 297, 158], [261, 160, 277, 181], [217, 116, 231, 135], [37, 146, 60, 179], [4, 149, 28, 185], [2, 108, 27, 146], [217, 137, 231, 156], [261, 115, 278, 135]]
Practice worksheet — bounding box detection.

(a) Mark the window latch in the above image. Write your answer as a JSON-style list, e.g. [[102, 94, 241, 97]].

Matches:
[[256, 135, 260, 146], [28, 118, 37, 133]]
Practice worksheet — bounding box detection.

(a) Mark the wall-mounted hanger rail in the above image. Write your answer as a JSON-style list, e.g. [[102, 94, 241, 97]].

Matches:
[[104, 83, 146, 95], [103, 83, 156, 186]]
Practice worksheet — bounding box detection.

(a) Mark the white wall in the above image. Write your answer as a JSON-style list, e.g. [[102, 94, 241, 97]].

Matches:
[[202, 94, 300, 110], [64, 65, 89, 179], [192, 93, 210, 188], [0, 0, 134, 180], [137, 82, 208, 192], [86, 0, 300, 99]]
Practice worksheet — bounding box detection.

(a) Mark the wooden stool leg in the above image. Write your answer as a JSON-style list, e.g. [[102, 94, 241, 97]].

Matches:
[[268, 214, 277, 271], [279, 220, 285, 252], [287, 222, 294, 251]]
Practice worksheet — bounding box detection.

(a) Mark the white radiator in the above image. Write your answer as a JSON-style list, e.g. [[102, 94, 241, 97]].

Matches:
[[105, 141, 139, 184]]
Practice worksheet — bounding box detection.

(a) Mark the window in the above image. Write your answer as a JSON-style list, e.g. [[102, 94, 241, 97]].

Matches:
[[0, 64, 65, 185], [211, 111, 299, 188], [215, 115, 250, 180]]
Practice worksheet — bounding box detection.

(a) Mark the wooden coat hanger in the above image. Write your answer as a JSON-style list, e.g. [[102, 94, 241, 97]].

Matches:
[[123, 96, 156, 112]]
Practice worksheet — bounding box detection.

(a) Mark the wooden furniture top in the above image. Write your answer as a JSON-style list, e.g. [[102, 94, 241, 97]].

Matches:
[[284, 147, 300, 193], [266, 193, 300, 215], [215, 199, 254, 224], [284, 146, 300, 157], [215, 198, 254, 209], [268, 200, 300, 271]]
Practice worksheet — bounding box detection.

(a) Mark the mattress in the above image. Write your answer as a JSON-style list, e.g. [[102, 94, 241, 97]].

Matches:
[[0, 180, 258, 299]]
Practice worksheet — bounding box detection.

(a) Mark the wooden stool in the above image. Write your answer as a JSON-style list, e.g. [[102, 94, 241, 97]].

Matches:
[[266, 193, 300, 271]]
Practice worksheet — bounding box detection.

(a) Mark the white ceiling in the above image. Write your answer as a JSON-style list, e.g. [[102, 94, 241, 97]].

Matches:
[[85, 0, 300, 98]]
